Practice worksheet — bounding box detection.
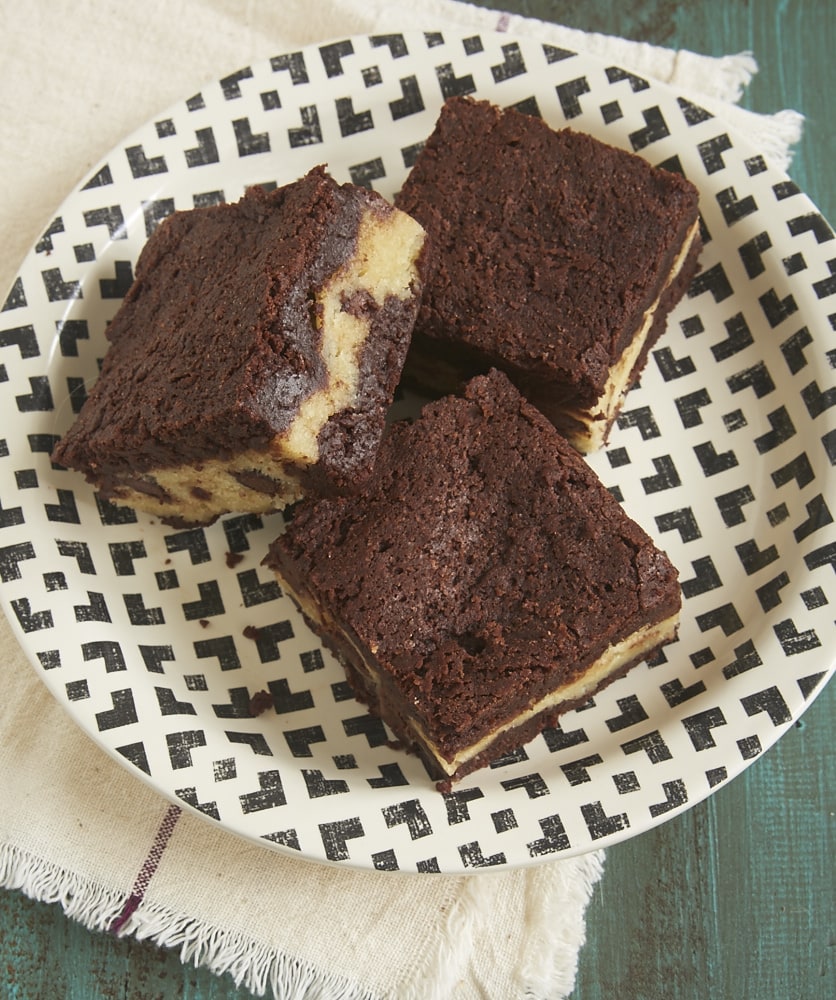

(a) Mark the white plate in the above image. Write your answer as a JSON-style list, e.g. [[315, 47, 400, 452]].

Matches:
[[0, 31, 833, 873]]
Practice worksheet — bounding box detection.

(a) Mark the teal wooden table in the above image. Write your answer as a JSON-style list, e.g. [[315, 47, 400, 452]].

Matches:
[[2, 2, 833, 998]]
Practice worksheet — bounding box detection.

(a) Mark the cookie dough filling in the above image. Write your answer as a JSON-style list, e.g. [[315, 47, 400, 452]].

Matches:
[[284, 208, 427, 464], [547, 218, 702, 452], [276, 570, 679, 779], [410, 613, 680, 776]]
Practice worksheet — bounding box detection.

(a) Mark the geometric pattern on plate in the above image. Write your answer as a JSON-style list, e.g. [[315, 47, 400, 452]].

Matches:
[[0, 30, 833, 872]]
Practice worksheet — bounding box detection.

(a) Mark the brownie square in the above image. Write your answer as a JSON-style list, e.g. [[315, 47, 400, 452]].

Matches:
[[266, 369, 681, 785], [52, 166, 430, 526], [395, 96, 702, 452]]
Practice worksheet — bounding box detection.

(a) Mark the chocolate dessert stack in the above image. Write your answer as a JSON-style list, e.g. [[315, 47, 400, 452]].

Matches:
[[53, 95, 697, 784]]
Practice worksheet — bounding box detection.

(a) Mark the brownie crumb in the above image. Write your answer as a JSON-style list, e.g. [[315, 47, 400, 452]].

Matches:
[[248, 690, 274, 716]]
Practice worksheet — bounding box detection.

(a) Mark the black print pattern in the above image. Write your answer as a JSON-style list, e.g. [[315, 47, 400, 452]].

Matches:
[[0, 31, 833, 873]]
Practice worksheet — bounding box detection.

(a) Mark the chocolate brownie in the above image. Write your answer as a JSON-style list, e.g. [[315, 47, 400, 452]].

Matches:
[[52, 166, 430, 526], [265, 369, 681, 785], [395, 96, 702, 452]]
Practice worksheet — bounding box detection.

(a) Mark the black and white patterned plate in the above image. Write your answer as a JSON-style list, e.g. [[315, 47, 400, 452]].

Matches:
[[0, 31, 833, 873]]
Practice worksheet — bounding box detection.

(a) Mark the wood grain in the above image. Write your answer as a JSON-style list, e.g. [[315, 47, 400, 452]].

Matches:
[[1, 2, 833, 998], [574, 687, 834, 999]]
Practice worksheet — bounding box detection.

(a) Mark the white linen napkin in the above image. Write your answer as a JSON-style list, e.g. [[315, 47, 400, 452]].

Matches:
[[0, 2, 803, 998]]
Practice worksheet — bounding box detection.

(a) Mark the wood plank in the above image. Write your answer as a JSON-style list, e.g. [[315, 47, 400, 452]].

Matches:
[[573, 683, 834, 999]]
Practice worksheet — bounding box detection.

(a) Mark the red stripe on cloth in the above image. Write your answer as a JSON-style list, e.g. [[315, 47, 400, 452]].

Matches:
[[110, 803, 182, 934]]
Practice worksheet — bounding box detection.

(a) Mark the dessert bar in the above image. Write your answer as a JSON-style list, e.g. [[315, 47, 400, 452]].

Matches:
[[395, 97, 702, 452], [53, 166, 430, 526], [266, 369, 681, 784]]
